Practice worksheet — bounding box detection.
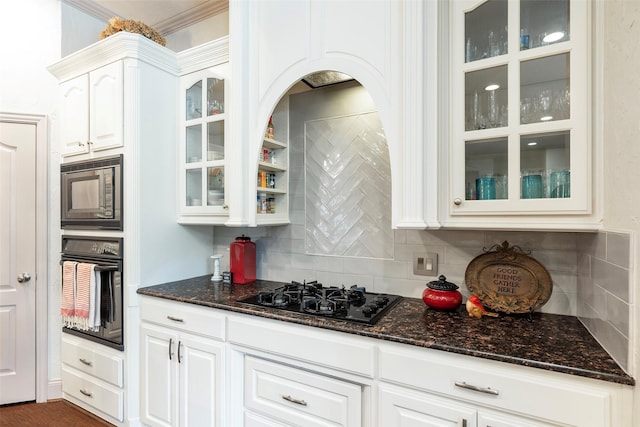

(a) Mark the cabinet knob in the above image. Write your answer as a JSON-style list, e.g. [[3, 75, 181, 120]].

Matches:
[[453, 198, 462, 206]]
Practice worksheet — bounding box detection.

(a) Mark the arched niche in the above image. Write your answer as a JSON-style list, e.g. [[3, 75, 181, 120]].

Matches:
[[259, 69, 394, 259], [249, 60, 401, 229]]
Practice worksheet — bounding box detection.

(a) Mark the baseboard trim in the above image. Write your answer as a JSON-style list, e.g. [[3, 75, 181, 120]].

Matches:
[[47, 379, 62, 401]]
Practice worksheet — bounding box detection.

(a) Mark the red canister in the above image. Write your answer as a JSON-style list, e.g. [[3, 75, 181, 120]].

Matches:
[[230, 235, 256, 284]]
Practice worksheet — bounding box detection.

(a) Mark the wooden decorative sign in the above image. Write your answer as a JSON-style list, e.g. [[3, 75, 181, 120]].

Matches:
[[464, 241, 552, 314]]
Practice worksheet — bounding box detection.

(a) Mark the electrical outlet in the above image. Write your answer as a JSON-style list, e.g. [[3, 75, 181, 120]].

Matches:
[[413, 252, 438, 276]]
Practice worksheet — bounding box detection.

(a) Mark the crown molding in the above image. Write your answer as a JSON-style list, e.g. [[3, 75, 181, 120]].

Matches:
[[48, 32, 179, 81], [62, 0, 228, 36]]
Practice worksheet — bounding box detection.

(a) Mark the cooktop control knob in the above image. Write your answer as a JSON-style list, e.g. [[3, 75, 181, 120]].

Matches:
[[373, 295, 389, 307]]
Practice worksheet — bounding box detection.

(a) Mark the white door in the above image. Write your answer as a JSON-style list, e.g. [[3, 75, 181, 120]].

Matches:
[[0, 121, 37, 404]]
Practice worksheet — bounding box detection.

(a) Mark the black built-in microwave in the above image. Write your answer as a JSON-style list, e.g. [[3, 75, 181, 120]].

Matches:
[[60, 155, 123, 230]]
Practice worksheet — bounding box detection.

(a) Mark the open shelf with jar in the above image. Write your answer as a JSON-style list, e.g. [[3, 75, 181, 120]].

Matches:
[[445, 0, 597, 230], [179, 66, 229, 224]]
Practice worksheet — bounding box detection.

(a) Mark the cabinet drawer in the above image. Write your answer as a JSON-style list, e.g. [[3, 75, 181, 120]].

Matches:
[[379, 344, 614, 427], [140, 296, 225, 340], [244, 356, 362, 427], [61, 335, 123, 387], [229, 315, 375, 377], [62, 366, 124, 422]]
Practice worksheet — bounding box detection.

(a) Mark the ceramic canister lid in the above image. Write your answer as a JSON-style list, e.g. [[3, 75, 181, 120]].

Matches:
[[426, 275, 460, 291]]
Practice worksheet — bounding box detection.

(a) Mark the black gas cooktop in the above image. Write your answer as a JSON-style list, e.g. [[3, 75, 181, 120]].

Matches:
[[238, 280, 402, 325]]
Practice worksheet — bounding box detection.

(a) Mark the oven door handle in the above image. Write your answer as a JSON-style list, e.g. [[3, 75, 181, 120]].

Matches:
[[95, 265, 119, 272], [59, 260, 119, 271]]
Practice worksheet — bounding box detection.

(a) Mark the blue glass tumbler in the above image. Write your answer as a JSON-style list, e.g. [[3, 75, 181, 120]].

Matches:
[[476, 177, 496, 200], [521, 174, 543, 199]]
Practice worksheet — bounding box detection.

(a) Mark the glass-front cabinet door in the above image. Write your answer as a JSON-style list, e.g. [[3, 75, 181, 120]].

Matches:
[[179, 66, 228, 223], [449, 0, 590, 226]]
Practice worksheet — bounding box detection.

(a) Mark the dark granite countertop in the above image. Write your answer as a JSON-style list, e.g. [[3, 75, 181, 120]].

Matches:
[[137, 275, 635, 386]]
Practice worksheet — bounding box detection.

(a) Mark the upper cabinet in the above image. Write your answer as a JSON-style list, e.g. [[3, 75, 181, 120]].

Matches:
[[444, 0, 598, 230], [176, 38, 231, 225], [178, 68, 228, 223], [59, 61, 123, 156]]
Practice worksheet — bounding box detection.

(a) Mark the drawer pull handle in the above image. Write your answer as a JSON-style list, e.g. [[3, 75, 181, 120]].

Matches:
[[454, 381, 499, 396], [79, 388, 93, 397], [169, 338, 173, 361], [282, 395, 307, 406], [167, 315, 184, 322], [78, 358, 92, 366]]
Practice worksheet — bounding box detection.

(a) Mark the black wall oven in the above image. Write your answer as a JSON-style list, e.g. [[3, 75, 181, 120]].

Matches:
[[61, 236, 123, 351], [60, 155, 123, 230]]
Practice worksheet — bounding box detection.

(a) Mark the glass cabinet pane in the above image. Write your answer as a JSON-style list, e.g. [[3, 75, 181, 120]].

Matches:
[[207, 78, 224, 116], [186, 124, 202, 163], [520, 53, 570, 124], [207, 167, 224, 206], [465, 138, 508, 200], [465, 0, 508, 63], [186, 81, 202, 120], [466, 65, 508, 130], [520, 131, 570, 199], [521, 0, 569, 50], [207, 121, 224, 161], [186, 169, 202, 206]]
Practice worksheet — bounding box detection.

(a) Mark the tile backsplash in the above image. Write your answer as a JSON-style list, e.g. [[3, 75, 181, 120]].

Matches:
[[577, 231, 633, 372], [213, 227, 632, 373]]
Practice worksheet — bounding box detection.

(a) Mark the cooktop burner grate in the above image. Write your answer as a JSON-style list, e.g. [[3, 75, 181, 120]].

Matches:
[[238, 280, 402, 325]]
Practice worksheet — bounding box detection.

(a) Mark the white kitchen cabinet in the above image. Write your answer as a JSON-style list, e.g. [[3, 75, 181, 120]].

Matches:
[[378, 341, 629, 427], [59, 61, 123, 156], [227, 313, 374, 426], [243, 355, 362, 427], [477, 409, 558, 427], [61, 335, 124, 423], [178, 67, 229, 224], [140, 298, 225, 427], [140, 324, 223, 427], [380, 383, 556, 427], [379, 383, 478, 427], [444, 0, 599, 230], [139, 294, 633, 427], [49, 32, 215, 426]]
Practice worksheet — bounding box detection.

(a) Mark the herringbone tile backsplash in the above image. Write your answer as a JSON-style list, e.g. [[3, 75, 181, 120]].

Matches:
[[304, 113, 392, 259]]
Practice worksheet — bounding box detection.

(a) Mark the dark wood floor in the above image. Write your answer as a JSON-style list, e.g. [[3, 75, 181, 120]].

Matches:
[[0, 400, 114, 426]]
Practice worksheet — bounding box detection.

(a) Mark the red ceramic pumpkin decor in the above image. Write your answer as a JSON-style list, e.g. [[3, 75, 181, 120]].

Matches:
[[422, 275, 463, 311]]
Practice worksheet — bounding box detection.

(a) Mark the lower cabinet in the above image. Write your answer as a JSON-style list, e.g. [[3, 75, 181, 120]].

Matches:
[[139, 297, 633, 427], [243, 355, 363, 427], [378, 342, 629, 427], [139, 296, 226, 427], [379, 384, 477, 427], [61, 335, 124, 423], [140, 323, 223, 427], [379, 383, 553, 427]]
